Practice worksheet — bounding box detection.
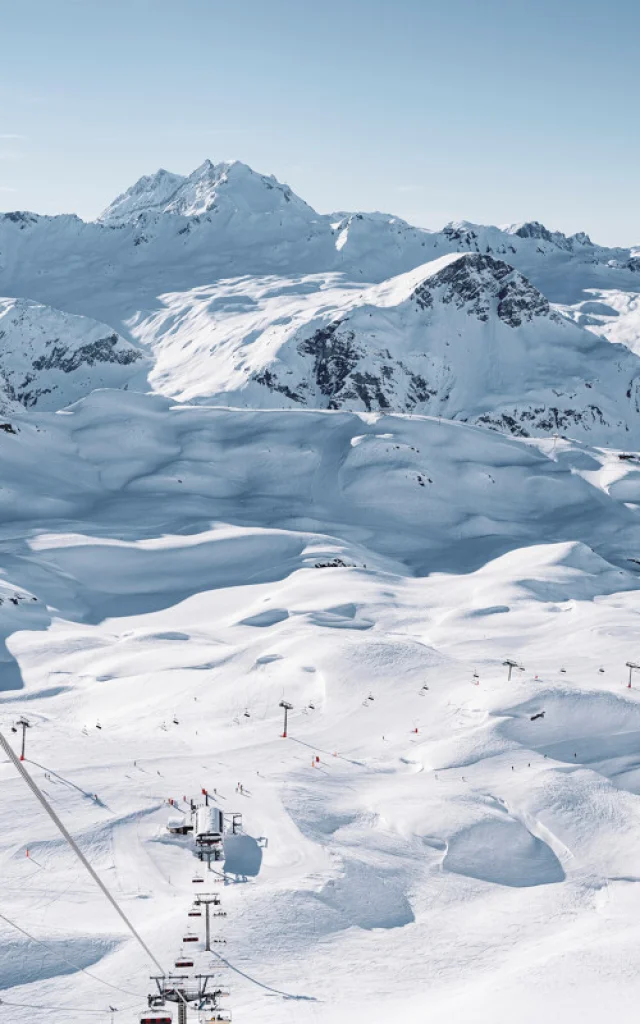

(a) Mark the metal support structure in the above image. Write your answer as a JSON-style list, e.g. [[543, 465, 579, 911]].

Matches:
[[626, 661, 640, 687], [279, 700, 293, 738], [194, 894, 222, 952], [150, 974, 226, 1015], [11, 717, 30, 761], [503, 659, 523, 682]]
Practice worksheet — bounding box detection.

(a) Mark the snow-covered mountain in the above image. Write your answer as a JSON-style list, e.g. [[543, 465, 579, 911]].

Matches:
[[0, 297, 146, 412], [99, 159, 318, 227], [126, 251, 640, 446], [4, 163, 640, 1024], [2, 159, 640, 441], [1, 159, 639, 315]]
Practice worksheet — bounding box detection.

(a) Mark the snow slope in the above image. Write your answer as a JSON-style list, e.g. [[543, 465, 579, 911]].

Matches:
[[129, 253, 640, 446], [3, 161, 640, 1023], [1, 394, 640, 1024], [0, 297, 146, 412]]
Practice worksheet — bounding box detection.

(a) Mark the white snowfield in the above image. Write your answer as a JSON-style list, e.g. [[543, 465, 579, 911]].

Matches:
[[1, 161, 640, 1024]]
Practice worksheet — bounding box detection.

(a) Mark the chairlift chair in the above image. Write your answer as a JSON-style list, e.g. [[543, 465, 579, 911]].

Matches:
[[192, 873, 204, 884], [183, 932, 199, 943], [140, 1015, 173, 1024], [174, 955, 194, 968]]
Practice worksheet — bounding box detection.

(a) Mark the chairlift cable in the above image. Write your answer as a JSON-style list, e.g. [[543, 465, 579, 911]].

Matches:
[[0, 729, 166, 976], [0, 996, 138, 1015]]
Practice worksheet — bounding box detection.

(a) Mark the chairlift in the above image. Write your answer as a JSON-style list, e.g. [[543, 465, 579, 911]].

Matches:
[[188, 908, 202, 917], [192, 873, 204, 884], [308, 702, 316, 710], [368, 693, 374, 701], [560, 667, 567, 674], [243, 709, 251, 718], [96, 722, 102, 730], [173, 716, 179, 724], [140, 1015, 173, 1024], [183, 933, 199, 943], [175, 956, 194, 968]]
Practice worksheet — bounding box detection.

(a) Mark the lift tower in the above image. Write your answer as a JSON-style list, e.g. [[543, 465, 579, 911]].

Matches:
[[279, 700, 293, 738], [194, 893, 226, 951], [626, 661, 640, 688], [502, 659, 524, 682], [149, 974, 229, 1024], [11, 717, 31, 761]]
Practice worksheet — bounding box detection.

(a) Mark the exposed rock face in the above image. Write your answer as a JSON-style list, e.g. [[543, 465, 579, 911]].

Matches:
[[298, 323, 363, 405], [244, 252, 640, 443], [0, 299, 146, 412], [411, 253, 558, 326]]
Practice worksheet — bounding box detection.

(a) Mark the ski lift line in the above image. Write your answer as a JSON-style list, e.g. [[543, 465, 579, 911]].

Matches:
[[206, 948, 316, 1002], [0, 996, 138, 1015], [0, 909, 144, 1000], [0, 730, 166, 977]]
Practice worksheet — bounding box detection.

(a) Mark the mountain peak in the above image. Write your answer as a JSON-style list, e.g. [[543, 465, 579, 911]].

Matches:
[[410, 252, 556, 327], [98, 159, 317, 225], [505, 220, 593, 250], [98, 167, 186, 223]]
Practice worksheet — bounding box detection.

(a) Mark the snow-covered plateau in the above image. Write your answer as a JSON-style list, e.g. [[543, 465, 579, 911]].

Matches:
[[2, 160, 640, 1023]]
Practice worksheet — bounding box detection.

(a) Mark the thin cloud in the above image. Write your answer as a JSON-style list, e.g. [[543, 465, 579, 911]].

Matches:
[[0, 185, 17, 192], [0, 134, 25, 140]]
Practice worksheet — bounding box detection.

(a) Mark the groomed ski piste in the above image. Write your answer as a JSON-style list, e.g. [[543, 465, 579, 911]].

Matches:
[[2, 393, 640, 1022]]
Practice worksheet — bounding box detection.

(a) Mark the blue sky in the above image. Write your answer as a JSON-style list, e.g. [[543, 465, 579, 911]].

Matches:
[[1, 0, 638, 244]]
